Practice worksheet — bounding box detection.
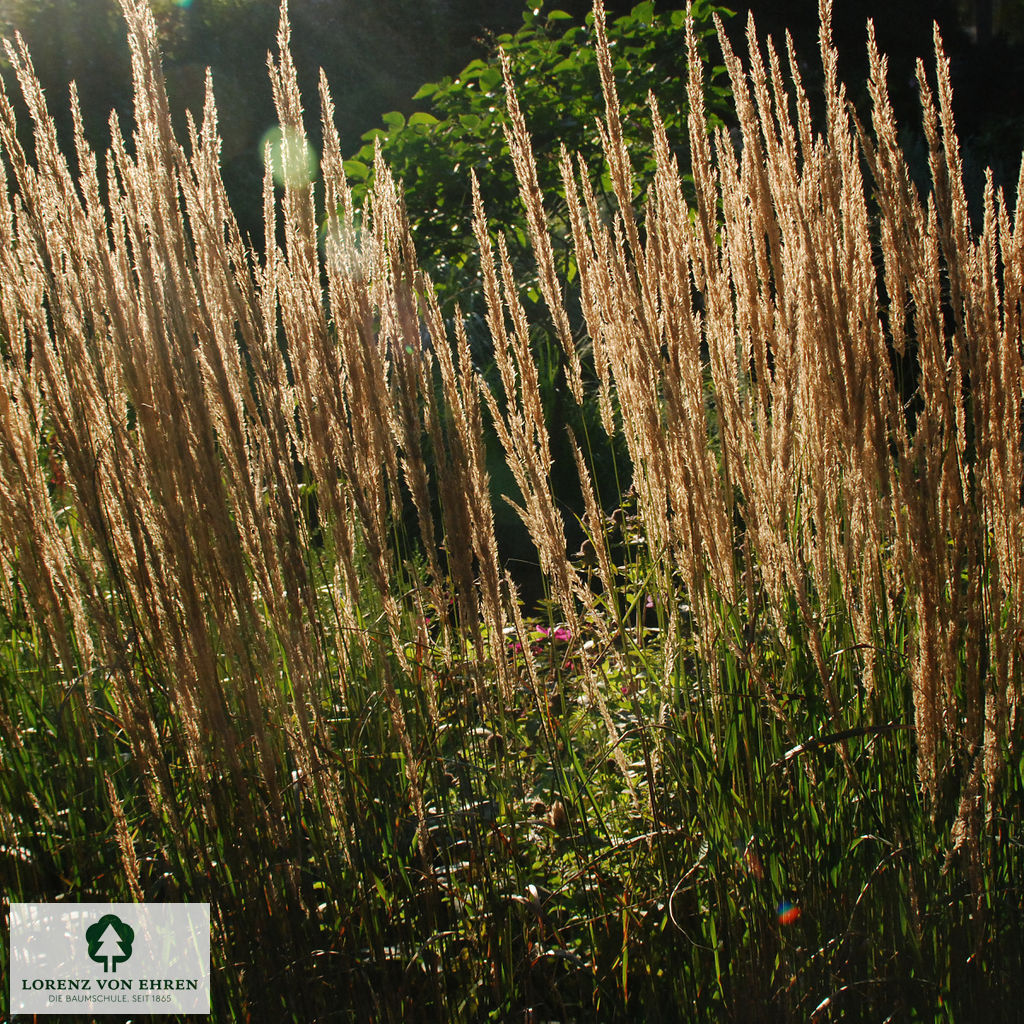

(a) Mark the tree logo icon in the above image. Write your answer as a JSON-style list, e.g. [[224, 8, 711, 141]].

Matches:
[[85, 914, 135, 973]]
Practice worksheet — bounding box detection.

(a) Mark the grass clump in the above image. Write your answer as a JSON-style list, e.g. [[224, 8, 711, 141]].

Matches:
[[0, 0, 1022, 1020]]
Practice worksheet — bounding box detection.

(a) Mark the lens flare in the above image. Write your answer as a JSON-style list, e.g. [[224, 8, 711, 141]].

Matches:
[[777, 900, 801, 925], [260, 126, 318, 189]]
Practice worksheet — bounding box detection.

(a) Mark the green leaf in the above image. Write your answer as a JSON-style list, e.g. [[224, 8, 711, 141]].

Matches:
[[407, 111, 439, 128], [412, 81, 439, 101], [459, 58, 490, 81], [343, 159, 369, 181], [631, 1, 655, 23], [382, 110, 406, 131], [478, 67, 503, 92]]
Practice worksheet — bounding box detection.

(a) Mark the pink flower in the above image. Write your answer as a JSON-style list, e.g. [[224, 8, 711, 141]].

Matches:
[[536, 625, 572, 643]]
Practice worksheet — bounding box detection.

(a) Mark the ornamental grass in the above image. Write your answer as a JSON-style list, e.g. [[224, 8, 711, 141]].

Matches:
[[0, 0, 1021, 1019]]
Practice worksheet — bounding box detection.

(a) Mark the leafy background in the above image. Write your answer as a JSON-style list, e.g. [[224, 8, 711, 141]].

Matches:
[[1, 0, 1021, 249]]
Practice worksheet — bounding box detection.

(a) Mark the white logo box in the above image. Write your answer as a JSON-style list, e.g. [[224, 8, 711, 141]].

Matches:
[[9, 903, 210, 1015]]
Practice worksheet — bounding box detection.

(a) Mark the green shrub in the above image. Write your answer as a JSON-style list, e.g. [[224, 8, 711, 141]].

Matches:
[[348, 0, 734, 313]]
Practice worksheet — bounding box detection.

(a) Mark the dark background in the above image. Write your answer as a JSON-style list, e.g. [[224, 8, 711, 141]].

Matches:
[[0, 0, 1020, 241]]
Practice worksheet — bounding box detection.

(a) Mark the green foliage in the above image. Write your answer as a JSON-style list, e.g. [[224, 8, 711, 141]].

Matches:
[[347, 1, 734, 583], [350, 0, 734, 311], [5, 496, 1020, 1020]]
